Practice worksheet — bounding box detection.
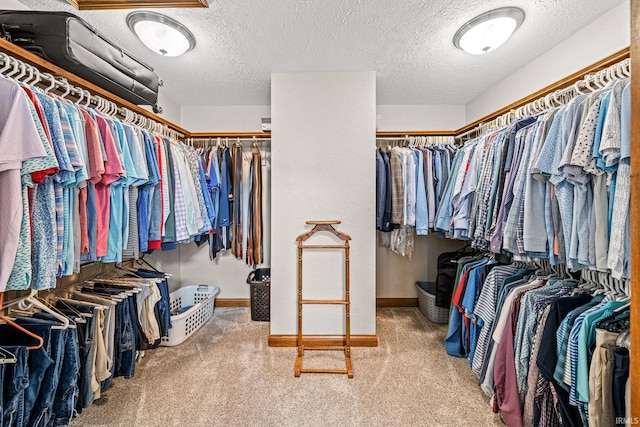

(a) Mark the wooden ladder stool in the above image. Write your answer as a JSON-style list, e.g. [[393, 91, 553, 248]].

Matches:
[[294, 220, 354, 378]]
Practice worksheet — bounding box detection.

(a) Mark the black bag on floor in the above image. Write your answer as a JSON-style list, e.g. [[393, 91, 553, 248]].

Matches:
[[0, 11, 161, 112], [435, 246, 480, 308]]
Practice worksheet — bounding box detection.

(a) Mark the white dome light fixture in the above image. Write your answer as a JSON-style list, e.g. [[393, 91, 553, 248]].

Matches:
[[453, 7, 525, 55], [127, 11, 196, 57]]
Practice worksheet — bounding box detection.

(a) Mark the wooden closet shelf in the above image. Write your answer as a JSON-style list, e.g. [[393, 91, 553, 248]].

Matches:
[[0, 39, 189, 136], [68, 0, 208, 10]]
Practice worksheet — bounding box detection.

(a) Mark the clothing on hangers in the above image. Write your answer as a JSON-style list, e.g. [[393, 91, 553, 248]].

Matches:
[[0, 261, 174, 426], [443, 255, 631, 427], [376, 143, 459, 258], [433, 76, 631, 280], [0, 70, 270, 292]]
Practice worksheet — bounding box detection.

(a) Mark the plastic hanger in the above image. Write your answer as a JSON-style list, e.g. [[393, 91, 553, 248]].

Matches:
[[42, 73, 57, 93], [59, 80, 72, 99], [0, 293, 44, 350], [29, 68, 41, 87], [5, 59, 22, 80], [14, 62, 27, 82], [81, 90, 92, 108], [21, 66, 34, 85], [95, 96, 103, 113], [0, 53, 11, 75], [75, 88, 84, 106], [12, 290, 71, 329], [0, 346, 17, 364], [111, 101, 119, 117]]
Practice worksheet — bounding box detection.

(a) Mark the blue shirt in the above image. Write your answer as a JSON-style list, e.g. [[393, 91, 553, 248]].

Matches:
[[376, 150, 386, 229]]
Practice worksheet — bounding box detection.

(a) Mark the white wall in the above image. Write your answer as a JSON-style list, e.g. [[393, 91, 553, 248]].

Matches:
[[181, 106, 270, 132], [377, 105, 465, 131], [138, 92, 181, 125], [156, 92, 182, 125], [466, 0, 630, 123], [2, 0, 30, 9], [271, 71, 376, 336]]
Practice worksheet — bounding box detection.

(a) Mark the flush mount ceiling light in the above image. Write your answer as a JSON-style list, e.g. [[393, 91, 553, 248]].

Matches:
[[453, 7, 525, 55], [127, 11, 196, 57]]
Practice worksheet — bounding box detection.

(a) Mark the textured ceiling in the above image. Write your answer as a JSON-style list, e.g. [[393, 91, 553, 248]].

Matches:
[[14, 0, 625, 106]]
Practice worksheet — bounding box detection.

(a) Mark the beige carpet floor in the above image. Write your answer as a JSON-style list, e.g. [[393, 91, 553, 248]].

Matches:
[[71, 308, 504, 426]]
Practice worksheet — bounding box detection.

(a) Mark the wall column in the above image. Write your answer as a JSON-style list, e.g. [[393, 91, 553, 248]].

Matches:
[[270, 72, 377, 341]]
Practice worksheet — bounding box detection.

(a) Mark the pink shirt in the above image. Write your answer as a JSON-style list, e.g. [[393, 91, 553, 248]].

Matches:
[[94, 115, 123, 257]]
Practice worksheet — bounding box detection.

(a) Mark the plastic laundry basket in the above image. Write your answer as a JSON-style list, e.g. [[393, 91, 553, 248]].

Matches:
[[416, 281, 450, 324], [160, 284, 220, 347]]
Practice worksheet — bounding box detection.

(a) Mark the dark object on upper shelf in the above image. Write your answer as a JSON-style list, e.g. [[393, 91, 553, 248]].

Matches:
[[0, 10, 161, 113]]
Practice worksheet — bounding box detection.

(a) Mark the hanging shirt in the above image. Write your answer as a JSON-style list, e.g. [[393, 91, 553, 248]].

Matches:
[[608, 81, 631, 278], [423, 149, 436, 229], [380, 150, 393, 232], [414, 148, 428, 235], [453, 144, 480, 239], [138, 130, 160, 253], [34, 91, 74, 276], [0, 79, 55, 291], [170, 142, 190, 242], [375, 149, 386, 230], [389, 148, 404, 225], [208, 148, 221, 229], [94, 114, 124, 258], [218, 147, 233, 228]]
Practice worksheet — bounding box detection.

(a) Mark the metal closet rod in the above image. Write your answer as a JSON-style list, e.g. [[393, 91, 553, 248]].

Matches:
[[0, 51, 184, 141], [185, 136, 271, 146], [376, 135, 456, 143]]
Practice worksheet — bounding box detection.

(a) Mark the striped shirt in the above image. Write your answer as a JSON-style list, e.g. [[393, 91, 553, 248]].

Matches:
[[389, 148, 404, 225], [170, 144, 189, 242], [552, 298, 600, 389], [471, 264, 520, 377], [522, 306, 552, 426], [514, 280, 577, 400]]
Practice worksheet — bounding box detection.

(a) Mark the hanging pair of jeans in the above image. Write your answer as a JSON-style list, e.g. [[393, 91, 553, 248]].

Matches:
[[114, 296, 137, 380], [54, 302, 98, 412], [1, 346, 29, 427], [15, 317, 67, 427], [51, 325, 80, 427], [0, 322, 54, 427]]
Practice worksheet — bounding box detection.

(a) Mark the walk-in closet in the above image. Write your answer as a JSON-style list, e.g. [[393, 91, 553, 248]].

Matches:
[[0, 0, 636, 426]]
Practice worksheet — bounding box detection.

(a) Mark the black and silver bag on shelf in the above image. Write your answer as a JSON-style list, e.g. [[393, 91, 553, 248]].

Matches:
[[0, 10, 162, 112]]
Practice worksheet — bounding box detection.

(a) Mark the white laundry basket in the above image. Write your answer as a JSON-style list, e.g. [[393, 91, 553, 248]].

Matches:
[[161, 284, 220, 347]]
